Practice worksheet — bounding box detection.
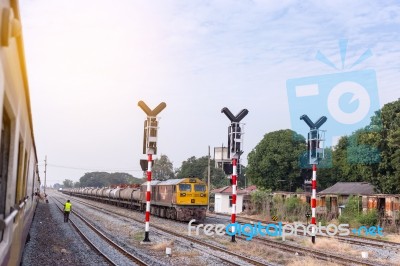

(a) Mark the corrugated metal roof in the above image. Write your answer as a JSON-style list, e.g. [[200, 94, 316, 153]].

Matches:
[[157, 179, 185, 185], [141, 180, 162, 186], [212, 185, 257, 195], [211, 186, 230, 193], [319, 182, 375, 195]]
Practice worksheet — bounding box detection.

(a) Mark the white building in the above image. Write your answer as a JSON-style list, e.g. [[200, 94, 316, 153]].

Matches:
[[212, 186, 257, 214]]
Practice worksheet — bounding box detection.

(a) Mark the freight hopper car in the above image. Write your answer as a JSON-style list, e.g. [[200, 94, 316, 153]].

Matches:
[[65, 178, 208, 222]]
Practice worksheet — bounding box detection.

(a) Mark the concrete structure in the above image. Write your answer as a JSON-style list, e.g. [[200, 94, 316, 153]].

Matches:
[[214, 147, 230, 168]]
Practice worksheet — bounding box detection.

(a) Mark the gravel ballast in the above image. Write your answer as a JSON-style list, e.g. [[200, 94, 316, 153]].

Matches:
[[21, 200, 110, 266]]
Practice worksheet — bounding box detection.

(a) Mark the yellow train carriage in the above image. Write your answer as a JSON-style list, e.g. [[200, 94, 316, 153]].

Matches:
[[150, 177, 208, 222]]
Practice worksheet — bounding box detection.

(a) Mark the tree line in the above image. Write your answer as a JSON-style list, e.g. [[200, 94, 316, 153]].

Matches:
[[62, 172, 143, 188], [247, 98, 400, 194]]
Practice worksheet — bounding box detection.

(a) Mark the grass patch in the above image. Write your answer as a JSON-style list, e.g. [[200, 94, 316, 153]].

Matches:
[[174, 250, 200, 257], [287, 256, 340, 266], [151, 240, 174, 251], [386, 234, 400, 243], [303, 237, 359, 257], [131, 231, 144, 241], [227, 241, 293, 265]]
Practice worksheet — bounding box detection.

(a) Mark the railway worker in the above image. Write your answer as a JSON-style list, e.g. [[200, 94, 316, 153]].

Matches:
[[63, 200, 72, 222]]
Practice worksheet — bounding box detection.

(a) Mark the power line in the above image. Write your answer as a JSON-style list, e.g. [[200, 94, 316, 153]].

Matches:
[[46, 163, 144, 172]]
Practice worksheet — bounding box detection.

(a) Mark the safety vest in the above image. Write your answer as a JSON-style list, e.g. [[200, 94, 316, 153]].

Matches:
[[64, 202, 72, 212]]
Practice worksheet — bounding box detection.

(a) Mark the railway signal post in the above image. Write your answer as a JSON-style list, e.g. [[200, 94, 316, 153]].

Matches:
[[221, 107, 249, 242], [300, 114, 327, 244], [138, 100, 166, 243]]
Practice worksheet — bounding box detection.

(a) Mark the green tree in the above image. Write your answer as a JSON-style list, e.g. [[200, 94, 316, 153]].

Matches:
[[63, 179, 74, 188], [77, 172, 141, 187], [246, 129, 306, 191], [331, 99, 400, 194], [376, 99, 400, 193], [79, 172, 109, 187], [175, 156, 231, 189], [175, 156, 209, 179], [208, 166, 228, 189], [152, 154, 174, 180]]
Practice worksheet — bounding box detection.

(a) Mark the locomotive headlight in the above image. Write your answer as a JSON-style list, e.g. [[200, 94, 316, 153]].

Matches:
[[200, 193, 204, 197], [180, 193, 186, 197]]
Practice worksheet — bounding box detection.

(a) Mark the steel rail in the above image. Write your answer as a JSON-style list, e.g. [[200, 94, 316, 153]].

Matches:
[[209, 213, 400, 251], [52, 197, 148, 266], [64, 195, 273, 266]]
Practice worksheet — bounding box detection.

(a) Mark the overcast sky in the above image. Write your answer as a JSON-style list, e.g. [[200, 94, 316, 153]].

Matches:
[[20, 0, 400, 185]]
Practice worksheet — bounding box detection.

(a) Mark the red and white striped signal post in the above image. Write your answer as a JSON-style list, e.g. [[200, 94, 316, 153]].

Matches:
[[231, 157, 238, 242], [221, 107, 249, 242], [144, 154, 152, 242], [138, 101, 166, 243], [300, 114, 327, 244], [311, 164, 317, 243]]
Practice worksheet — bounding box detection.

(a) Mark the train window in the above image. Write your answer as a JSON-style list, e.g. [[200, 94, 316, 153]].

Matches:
[[179, 184, 191, 192], [31, 164, 36, 201], [22, 151, 28, 198], [15, 140, 24, 204], [194, 185, 206, 192], [0, 109, 11, 242]]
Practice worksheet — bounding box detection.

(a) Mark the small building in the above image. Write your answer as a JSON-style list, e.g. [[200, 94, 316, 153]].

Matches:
[[363, 194, 400, 222], [212, 186, 257, 214], [242, 185, 258, 213], [272, 191, 311, 204], [318, 182, 375, 216]]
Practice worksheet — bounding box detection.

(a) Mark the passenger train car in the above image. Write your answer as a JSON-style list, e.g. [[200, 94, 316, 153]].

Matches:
[[0, 1, 41, 266], [64, 177, 208, 222]]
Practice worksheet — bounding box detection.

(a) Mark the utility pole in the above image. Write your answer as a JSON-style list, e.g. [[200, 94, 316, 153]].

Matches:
[[44, 155, 47, 194], [208, 145, 211, 211]]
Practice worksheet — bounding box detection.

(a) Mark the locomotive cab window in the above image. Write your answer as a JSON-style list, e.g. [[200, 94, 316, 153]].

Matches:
[[179, 184, 191, 192], [194, 185, 206, 192]]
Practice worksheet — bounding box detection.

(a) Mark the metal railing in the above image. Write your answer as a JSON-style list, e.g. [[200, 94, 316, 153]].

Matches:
[[0, 196, 29, 242]]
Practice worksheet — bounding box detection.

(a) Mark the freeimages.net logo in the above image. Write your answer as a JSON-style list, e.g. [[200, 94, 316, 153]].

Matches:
[[287, 40, 380, 164]]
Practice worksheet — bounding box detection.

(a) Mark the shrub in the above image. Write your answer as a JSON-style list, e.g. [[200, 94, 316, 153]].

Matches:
[[357, 209, 378, 226], [250, 189, 272, 215], [285, 197, 301, 213]]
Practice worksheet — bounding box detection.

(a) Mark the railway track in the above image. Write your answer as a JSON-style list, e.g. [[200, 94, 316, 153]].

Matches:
[[61, 195, 275, 266], [235, 233, 387, 266], [209, 213, 400, 252], [52, 197, 149, 266], [206, 214, 395, 265]]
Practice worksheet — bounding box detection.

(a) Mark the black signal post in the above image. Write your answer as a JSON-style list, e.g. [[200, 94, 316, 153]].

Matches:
[[300, 114, 327, 244], [221, 107, 248, 242], [138, 101, 166, 243]]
